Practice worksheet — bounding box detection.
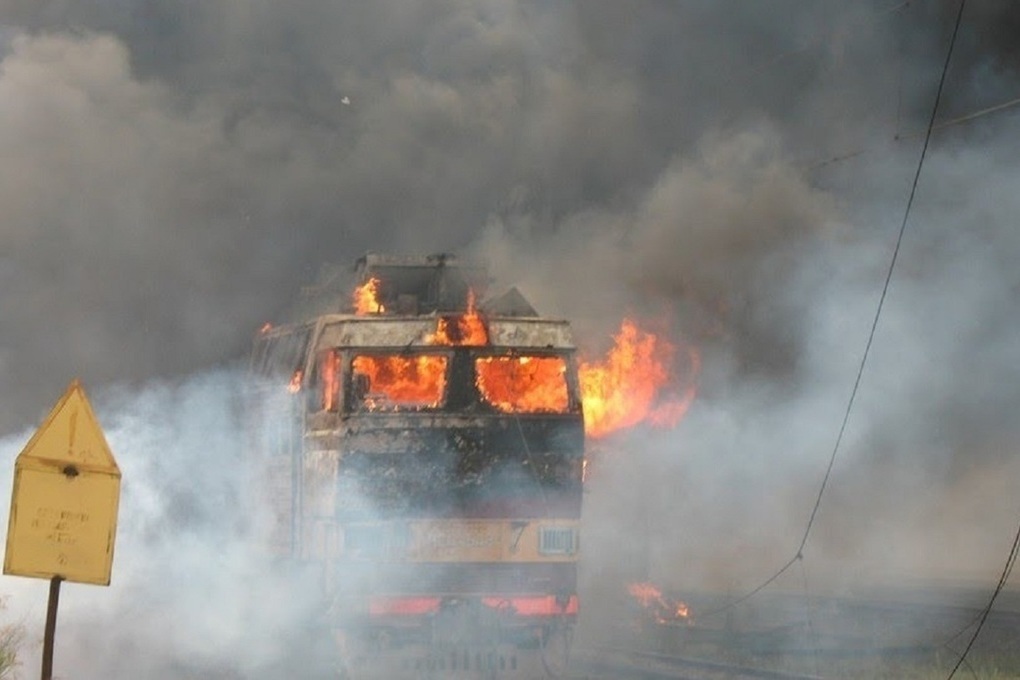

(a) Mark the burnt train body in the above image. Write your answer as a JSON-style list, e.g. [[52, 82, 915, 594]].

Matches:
[[249, 255, 584, 677]]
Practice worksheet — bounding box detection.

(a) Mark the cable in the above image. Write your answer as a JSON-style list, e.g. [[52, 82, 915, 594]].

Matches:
[[696, 554, 800, 620], [941, 637, 981, 680], [901, 95, 1020, 140], [803, 0, 967, 575], [797, 559, 822, 680], [945, 512, 1020, 679], [807, 92, 1020, 172], [699, 0, 967, 623]]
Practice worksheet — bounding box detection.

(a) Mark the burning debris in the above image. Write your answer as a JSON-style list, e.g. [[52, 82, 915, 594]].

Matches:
[[628, 582, 692, 625]]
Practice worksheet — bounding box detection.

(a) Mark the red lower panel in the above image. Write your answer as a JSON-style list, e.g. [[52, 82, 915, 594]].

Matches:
[[367, 594, 578, 619], [368, 597, 442, 616]]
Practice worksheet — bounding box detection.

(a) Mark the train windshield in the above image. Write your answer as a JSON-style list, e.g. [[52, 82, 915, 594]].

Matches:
[[350, 353, 448, 410], [475, 355, 570, 414]]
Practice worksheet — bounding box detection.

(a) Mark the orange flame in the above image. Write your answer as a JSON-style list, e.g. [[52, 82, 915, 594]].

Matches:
[[431, 290, 488, 345], [259, 322, 273, 334], [579, 319, 698, 438], [351, 354, 448, 409], [627, 582, 690, 623], [475, 356, 569, 413], [288, 369, 303, 394], [354, 277, 385, 315], [320, 350, 340, 411]]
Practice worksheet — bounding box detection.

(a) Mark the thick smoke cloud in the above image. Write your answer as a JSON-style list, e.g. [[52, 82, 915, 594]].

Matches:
[[1, 0, 1019, 669], [0, 1, 1016, 428]]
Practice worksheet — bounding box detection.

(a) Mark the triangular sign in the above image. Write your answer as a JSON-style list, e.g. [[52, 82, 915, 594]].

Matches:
[[16, 379, 119, 475]]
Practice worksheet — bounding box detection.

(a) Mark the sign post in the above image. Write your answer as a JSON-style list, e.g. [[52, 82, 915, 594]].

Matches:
[[41, 576, 61, 680], [3, 379, 121, 680]]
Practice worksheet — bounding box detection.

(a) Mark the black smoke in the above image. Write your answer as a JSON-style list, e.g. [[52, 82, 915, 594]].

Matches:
[[0, 1, 1015, 433]]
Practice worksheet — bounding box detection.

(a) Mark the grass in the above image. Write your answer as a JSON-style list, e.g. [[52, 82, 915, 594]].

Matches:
[[0, 600, 24, 680]]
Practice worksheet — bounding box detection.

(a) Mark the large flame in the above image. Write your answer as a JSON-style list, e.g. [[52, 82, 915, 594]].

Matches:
[[627, 582, 690, 623], [353, 276, 385, 315], [476, 356, 569, 413], [579, 319, 697, 438]]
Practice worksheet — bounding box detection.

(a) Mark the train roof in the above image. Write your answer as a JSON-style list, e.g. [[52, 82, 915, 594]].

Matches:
[[260, 313, 576, 350], [259, 253, 574, 348]]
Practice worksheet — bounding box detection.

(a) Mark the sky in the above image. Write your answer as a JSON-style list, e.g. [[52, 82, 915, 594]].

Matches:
[[0, 0, 1019, 675]]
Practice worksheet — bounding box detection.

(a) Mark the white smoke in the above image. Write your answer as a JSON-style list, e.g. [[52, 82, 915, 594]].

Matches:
[[0, 372, 327, 679]]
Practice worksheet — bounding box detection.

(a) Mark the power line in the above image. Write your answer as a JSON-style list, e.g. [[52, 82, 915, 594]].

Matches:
[[806, 92, 1020, 172], [945, 511, 1020, 678], [903, 94, 1020, 139], [699, 0, 967, 623], [803, 0, 967, 587]]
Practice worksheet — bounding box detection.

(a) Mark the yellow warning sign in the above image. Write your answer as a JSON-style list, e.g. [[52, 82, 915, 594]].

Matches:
[[4, 380, 121, 585]]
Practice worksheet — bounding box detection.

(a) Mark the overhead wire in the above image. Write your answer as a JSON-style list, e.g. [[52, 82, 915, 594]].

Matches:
[[807, 93, 1020, 172], [945, 511, 1020, 678], [699, 0, 967, 623], [803, 91, 1020, 173], [903, 94, 1020, 138]]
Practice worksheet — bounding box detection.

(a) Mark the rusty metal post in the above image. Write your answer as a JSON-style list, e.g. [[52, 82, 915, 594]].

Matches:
[[41, 575, 62, 680]]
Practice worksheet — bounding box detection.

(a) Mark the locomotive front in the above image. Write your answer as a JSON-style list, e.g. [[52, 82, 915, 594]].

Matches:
[[250, 255, 584, 677]]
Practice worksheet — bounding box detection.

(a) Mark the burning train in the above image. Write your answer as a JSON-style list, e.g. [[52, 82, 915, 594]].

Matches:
[[249, 254, 584, 677]]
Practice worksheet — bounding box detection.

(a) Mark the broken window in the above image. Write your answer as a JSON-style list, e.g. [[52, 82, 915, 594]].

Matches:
[[351, 353, 448, 410], [475, 355, 569, 414]]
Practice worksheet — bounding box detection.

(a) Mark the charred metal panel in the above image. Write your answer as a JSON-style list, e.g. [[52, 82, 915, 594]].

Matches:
[[251, 325, 313, 377], [356, 252, 489, 313], [311, 317, 575, 351], [326, 416, 583, 520], [316, 318, 436, 350], [338, 414, 583, 454], [484, 319, 574, 349]]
